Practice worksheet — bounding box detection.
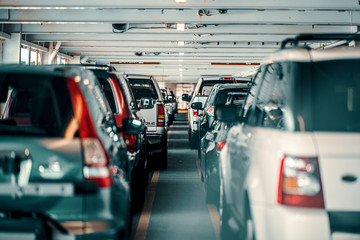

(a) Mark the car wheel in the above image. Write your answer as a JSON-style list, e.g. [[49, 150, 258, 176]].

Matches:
[[200, 155, 204, 182], [219, 180, 237, 240], [117, 197, 132, 240], [242, 196, 256, 240], [205, 172, 218, 205], [190, 131, 198, 149], [159, 143, 168, 169]]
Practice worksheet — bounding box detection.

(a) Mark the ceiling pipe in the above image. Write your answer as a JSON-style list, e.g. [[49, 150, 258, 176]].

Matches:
[[48, 41, 61, 64]]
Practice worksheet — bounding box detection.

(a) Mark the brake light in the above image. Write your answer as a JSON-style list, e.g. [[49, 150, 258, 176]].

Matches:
[[125, 134, 137, 152], [82, 138, 112, 188], [193, 110, 198, 116], [216, 140, 227, 153], [206, 106, 214, 117], [67, 78, 113, 188], [158, 104, 165, 126], [277, 155, 324, 208]]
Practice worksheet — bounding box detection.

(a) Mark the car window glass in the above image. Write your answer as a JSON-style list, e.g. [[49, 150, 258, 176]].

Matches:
[[242, 66, 265, 124], [255, 63, 288, 129], [98, 78, 117, 114], [0, 73, 74, 137], [128, 78, 159, 100]]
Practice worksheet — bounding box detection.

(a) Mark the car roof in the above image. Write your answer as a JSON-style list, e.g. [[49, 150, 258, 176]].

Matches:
[[212, 83, 251, 90], [0, 65, 64, 77], [126, 74, 153, 79], [201, 76, 251, 81], [265, 46, 360, 64]]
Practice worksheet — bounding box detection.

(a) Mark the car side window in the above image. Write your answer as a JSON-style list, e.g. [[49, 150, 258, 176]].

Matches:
[[254, 63, 288, 130], [242, 66, 265, 125]]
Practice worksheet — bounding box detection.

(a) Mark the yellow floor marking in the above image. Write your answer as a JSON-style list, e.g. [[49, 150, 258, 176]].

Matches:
[[134, 171, 160, 240]]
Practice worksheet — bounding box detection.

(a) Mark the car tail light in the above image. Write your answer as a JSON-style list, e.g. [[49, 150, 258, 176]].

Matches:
[[206, 106, 214, 117], [125, 134, 137, 152], [216, 140, 227, 153], [67, 77, 113, 188], [157, 104, 165, 126], [277, 155, 324, 208], [193, 110, 198, 116], [82, 138, 112, 188]]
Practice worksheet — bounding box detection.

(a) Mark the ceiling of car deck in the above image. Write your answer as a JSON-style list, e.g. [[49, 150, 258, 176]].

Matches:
[[0, 0, 359, 82]]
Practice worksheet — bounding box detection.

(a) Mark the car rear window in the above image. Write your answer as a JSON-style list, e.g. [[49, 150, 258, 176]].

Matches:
[[199, 80, 236, 96], [214, 88, 248, 106], [299, 60, 360, 132], [0, 72, 74, 137], [128, 78, 159, 100]]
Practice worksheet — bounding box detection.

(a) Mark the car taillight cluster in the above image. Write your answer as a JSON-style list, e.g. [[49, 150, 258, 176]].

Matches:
[[277, 155, 324, 208], [157, 104, 165, 126], [193, 109, 198, 116], [67, 77, 113, 188], [216, 140, 227, 153], [125, 134, 137, 152]]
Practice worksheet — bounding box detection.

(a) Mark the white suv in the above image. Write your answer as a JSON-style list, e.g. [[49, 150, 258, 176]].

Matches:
[[127, 75, 168, 169], [183, 76, 251, 149], [219, 35, 360, 240]]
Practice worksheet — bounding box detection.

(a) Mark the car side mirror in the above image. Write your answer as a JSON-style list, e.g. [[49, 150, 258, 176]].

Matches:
[[215, 104, 237, 122], [120, 118, 143, 135], [191, 102, 203, 110], [182, 93, 191, 102], [139, 97, 153, 109]]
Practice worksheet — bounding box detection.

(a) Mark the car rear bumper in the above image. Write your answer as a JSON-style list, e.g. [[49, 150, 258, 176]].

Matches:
[[0, 185, 129, 238], [249, 204, 331, 240], [147, 134, 167, 151]]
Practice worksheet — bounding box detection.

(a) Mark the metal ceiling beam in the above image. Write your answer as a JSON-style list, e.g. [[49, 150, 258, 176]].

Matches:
[[4, 24, 356, 34], [25, 33, 293, 42], [1, 9, 360, 25], [59, 41, 282, 48], [60, 47, 275, 53], [0, 0, 359, 10], [72, 52, 268, 57]]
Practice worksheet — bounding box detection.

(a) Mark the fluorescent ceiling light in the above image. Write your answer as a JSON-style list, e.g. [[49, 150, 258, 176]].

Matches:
[[178, 59, 184, 62], [178, 41, 185, 46], [175, 0, 187, 3], [176, 23, 186, 31], [179, 52, 185, 56]]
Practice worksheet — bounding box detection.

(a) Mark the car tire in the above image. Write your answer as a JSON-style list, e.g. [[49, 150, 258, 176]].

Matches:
[[205, 173, 218, 205], [190, 131, 198, 149], [159, 143, 168, 169], [219, 182, 237, 240]]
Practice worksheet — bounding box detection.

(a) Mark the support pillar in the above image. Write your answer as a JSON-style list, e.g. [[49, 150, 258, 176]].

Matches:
[[2, 33, 22, 64]]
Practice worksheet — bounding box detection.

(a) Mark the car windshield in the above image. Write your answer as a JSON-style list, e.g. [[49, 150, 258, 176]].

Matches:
[[128, 78, 159, 100], [298, 59, 360, 132], [0, 72, 74, 137]]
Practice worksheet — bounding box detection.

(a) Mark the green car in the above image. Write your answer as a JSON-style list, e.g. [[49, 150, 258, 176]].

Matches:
[[0, 65, 139, 239]]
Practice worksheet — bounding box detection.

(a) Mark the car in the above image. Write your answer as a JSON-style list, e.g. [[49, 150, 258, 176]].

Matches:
[[0, 65, 139, 239], [126, 75, 168, 169], [182, 76, 251, 149], [199, 89, 249, 205], [219, 34, 360, 240], [82, 66, 148, 212], [196, 83, 251, 156], [161, 88, 175, 125]]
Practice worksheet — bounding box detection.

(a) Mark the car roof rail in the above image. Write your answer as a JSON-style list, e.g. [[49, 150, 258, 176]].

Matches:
[[280, 33, 360, 49]]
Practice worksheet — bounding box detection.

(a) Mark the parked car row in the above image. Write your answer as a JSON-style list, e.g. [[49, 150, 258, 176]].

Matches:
[[192, 34, 360, 240], [0, 65, 169, 239]]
